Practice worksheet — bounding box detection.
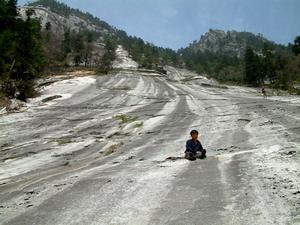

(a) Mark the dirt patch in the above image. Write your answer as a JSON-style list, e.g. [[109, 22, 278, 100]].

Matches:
[[48, 137, 74, 145], [114, 114, 138, 124]]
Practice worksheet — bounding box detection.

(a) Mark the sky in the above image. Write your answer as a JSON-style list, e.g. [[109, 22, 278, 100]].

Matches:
[[18, 0, 300, 50]]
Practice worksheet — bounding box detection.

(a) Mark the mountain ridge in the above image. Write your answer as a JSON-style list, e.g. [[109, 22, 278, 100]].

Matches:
[[24, 0, 287, 55], [181, 28, 287, 58], [18, 0, 298, 89]]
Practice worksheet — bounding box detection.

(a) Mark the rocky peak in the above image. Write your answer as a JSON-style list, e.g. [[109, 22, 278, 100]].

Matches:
[[187, 29, 272, 58], [19, 4, 115, 37]]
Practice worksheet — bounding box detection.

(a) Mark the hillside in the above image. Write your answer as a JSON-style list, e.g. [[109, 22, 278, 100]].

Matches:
[[26, 0, 115, 35], [22, 0, 297, 87], [181, 29, 287, 58], [178, 29, 300, 86], [22, 0, 180, 69]]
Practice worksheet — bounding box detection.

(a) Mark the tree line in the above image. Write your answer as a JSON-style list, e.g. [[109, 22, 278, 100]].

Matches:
[[0, 0, 177, 102], [0, 0, 119, 101], [180, 36, 300, 92], [117, 30, 180, 70], [244, 39, 300, 92], [29, 0, 180, 71], [0, 0, 45, 101]]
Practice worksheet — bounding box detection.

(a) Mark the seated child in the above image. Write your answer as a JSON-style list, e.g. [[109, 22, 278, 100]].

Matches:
[[185, 130, 206, 161]]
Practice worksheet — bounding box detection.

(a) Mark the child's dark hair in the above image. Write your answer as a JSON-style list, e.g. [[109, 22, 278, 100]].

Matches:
[[190, 130, 198, 136]]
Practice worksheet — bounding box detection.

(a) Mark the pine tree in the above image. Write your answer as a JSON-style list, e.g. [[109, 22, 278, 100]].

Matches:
[[262, 43, 277, 83], [62, 29, 71, 57], [292, 36, 300, 56], [244, 47, 262, 86], [0, 0, 45, 100], [98, 36, 117, 73], [72, 33, 85, 66]]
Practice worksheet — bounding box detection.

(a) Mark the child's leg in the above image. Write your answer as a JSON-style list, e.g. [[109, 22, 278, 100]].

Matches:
[[196, 149, 206, 159], [195, 152, 202, 158], [185, 152, 196, 161]]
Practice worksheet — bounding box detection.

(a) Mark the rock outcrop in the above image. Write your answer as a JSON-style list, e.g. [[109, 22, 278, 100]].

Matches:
[[19, 6, 114, 37], [185, 29, 275, 58]]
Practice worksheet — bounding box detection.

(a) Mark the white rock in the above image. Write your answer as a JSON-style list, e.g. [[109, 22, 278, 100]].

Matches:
[[7, 99, 26, 111], [123, 121, 143, 132]]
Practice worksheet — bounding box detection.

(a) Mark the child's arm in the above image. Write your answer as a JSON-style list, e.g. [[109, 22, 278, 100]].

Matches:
[[198, 142, 204, 152], [186, 141, 193, 152]]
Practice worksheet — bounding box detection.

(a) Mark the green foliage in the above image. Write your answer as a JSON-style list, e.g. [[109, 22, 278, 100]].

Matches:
[[180, 31, 300, 91], [45, 21, 51, 31], [178, 30, 291, 86], [261, 43, 277, 83], [134, 121, 143, 128], [292, 36, 300, 56], [60, 29, 97, 67], [13, 0, 300, 94], [179, 48, 244, 83], [62, 29, 71, 56], [244, 47, 262, 86], [118, 33, 180, 69], [0, 0, 45, 101], [114, 114, 138, 124], [274, 54, 300, 90], [27, 0, 180, 71], [98, 36, 117, 74], [243, 42, 300, 90]]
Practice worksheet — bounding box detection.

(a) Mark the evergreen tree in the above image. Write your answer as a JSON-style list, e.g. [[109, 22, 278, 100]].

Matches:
[[262, 43, 276, 83], [72, 33, 84, 66], [0, 0, 45, 100], [292, 36, 300, 56], [98, 36, 117, 73], [62, 29, 71, 57], [244, 47, 262, 86], [45, 21, 51, 31]]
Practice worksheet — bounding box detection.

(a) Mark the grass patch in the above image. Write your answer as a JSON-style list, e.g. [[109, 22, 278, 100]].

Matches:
[[114, 114, 138, 124], [289, 218, 300, 225], [134, 121, 144, 128], [49, 137, 73, 145], [288, 87, 300, 95]]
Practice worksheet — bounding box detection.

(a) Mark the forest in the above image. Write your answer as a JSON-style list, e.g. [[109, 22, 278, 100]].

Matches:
[[179, 37, 300, 92]]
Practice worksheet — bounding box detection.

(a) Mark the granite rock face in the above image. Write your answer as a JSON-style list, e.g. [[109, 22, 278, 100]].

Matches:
[[19, 6, 114, 37], [186, 29, 272, 58]]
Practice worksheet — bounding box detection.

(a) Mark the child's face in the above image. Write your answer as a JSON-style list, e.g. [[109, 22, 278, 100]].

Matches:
[[191, 133, 198, 140]]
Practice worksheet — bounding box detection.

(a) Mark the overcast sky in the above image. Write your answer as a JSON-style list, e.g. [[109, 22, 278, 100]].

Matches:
[[18, 0, 300, 50]]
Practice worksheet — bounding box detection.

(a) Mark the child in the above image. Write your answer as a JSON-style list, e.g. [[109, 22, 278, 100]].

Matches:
[[185, 130, 206, 161], [262, 87, 267, 98]]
